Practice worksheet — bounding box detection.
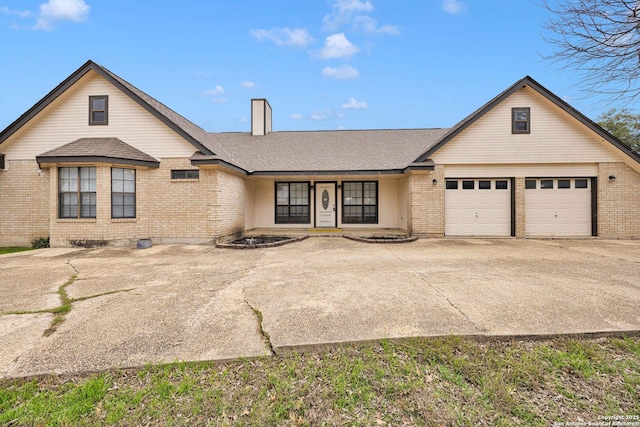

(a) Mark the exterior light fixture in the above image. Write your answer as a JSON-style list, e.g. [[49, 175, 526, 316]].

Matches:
[[609, 175, 616, 181]]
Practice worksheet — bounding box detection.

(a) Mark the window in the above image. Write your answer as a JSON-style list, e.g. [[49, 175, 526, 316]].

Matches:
[[512, 107, 530, 134], [59, 167, 96, 218], [541, 179, 554, 189], [525, 179, 536, 189], [558, 179, 571, 189], [575, 179, 588, 189], [462, 180, 475, 189], [171, 170, 199, 179], [89, 96, 108, 125], [479, 180, 491, 189], [343, 181, 378, 224], [112, 168, 136, 218], [495, 180, 508, 190], [276, 182, 310, 224], [446, 180, 458, 190]]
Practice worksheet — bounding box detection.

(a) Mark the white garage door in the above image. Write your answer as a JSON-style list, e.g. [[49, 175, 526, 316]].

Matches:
[[445, 179, 512, 236], [524, 178, 592, 237]]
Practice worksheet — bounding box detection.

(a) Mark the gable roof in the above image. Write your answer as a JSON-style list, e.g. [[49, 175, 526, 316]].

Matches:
[[414, 76, 640, 165], [0, 60, 237, 167], [36, 137, 159, 168], [210, 128, 449, 174]]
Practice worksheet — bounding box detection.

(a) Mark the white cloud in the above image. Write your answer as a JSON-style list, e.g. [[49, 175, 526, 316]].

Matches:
[[211, 98, 228, 104], [341, 97, 368, 109], [250, 27, 314, 47], [291, 113, 304, 120], [0, 7, 33, 18], [34, 0, 90, 30], [442, 0, 467, 14], [203, 85, 225, 96], [241, 81, 255, 88], [237, 117, 248, 123], [317, 33, 359, 59], [352, 15, 399, 35], [310, 112, 327, 121], [323, 0, 373, 31], [321, 65, 359, 80]]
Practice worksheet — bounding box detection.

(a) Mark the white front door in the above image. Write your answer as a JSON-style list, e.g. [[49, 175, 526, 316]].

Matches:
[[315, 183, 336, 227]]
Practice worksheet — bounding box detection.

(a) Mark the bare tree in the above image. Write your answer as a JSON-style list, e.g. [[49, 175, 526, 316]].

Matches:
[[542, 0, 640, 103]]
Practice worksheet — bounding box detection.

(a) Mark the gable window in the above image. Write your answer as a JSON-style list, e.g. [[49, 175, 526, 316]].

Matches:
[[512, 107, 530, 134], [112, 168, 136, 218], [275, 182, 310, 224], [171, 169, 199, 179], [342, 181, 378, 224], [89, 96, 108, 125], [59, 167, 96, 218]]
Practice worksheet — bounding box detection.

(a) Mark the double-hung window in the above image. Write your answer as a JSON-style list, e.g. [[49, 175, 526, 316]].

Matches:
[[59, 167, 96, 218], [342, 181, 378, 224], [512, 107, 530, 134], [275, 182, 310, 223], [89, 96, 108, 125], [112, 168, 136, 218]]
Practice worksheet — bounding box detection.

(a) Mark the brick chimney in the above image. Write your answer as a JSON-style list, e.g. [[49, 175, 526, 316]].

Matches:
[[251, 98, 272, 136]]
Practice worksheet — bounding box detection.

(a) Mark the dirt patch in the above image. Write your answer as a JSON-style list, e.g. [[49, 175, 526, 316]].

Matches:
[[344, 235, 418, 244]]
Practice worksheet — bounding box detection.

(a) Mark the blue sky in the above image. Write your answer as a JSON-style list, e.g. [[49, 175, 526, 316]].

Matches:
[[0, 0, 619, 133]]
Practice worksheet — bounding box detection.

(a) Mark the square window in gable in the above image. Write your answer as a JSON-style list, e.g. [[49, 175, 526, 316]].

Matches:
[[89, 95, 108, 125], [512, 107, 530, 134]]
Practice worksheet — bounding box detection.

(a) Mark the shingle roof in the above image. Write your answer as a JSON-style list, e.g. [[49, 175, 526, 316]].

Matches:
[[212, 128, 449, 173], [36, 137, 159, 168]]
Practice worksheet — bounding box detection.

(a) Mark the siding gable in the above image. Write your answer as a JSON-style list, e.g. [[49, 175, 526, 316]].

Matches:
[[2, 71, 197, 161], [431, 86, 621, 165]]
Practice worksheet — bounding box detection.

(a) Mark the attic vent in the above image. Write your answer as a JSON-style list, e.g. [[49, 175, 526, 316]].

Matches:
[[251, 98, 272, 136]]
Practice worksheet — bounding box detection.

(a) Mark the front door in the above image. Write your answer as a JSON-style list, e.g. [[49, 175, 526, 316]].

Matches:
[[315, 183, 337, 227]]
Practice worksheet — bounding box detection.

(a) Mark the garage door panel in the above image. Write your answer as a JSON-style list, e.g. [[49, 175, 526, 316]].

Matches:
[[525, 178, 591, 237], [445, 179, 511, 237]]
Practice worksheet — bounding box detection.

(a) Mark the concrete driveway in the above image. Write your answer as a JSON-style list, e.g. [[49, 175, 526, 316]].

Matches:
[[1, 238, 639, 378]]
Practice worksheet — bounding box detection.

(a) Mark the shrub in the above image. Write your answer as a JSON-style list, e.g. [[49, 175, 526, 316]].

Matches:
[[31, 236, 50, 249]]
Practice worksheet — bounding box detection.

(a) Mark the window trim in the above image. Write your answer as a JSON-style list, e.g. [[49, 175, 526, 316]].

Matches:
[[58, 167, 96, 219], [171, 169, 199, 180], [89, 95, 108, 125], [341, 180, 378, 224], [111, 167, 136, 219], [512, 107, 530, 134], [275, 181, 311, 224]]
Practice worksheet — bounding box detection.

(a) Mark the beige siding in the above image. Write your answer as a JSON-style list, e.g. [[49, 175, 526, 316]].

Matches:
[[444, 163, 597, 178], [0, 161, 50, 246], [432, 87, 621, 165], [248, 176, 405, 230], [3, 71, 196, 161]]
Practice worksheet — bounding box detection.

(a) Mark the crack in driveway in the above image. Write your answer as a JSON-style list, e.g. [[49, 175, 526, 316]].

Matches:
[[385, 246, 486, 333]]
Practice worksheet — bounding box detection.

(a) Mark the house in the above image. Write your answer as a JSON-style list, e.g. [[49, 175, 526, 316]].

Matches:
[[1, 60, 639, 247]]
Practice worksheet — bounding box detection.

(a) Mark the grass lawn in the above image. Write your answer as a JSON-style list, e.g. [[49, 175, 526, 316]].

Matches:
[[1, 336, 639, 426], [0, 247, 32, 255]]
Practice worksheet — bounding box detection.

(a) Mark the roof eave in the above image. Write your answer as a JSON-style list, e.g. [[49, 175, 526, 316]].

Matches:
[[248, 169, 408, 176], [189, 157, 248, 175], [36, 155, 160, 168]]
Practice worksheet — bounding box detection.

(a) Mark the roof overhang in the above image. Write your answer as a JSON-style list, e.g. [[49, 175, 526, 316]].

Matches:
[[36, 156, 159, 168], [189, 153, 248, 175], [0, 153, 4, 170]]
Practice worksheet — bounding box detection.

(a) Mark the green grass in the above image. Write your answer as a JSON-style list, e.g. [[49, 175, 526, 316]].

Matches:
[[1, 336, 638, 426], [0, 247, 32, 255]]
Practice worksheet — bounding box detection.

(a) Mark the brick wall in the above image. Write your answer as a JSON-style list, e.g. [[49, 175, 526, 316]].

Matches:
[[407, 166, 445, 236], [597, 162, 640, 238], [211, 169, 245, 242], [0, 161, 49, 246], [514, 177, 526, 237]]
